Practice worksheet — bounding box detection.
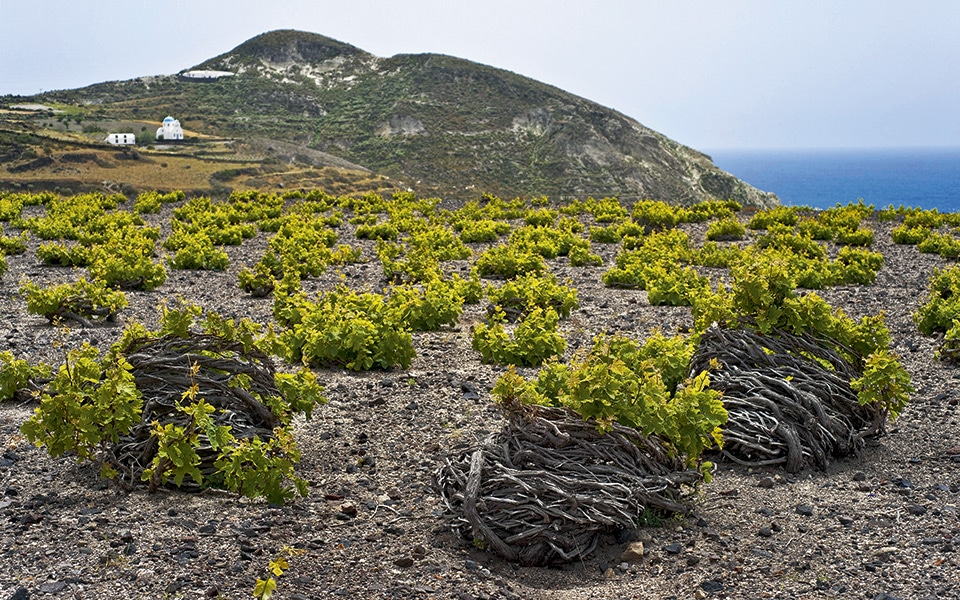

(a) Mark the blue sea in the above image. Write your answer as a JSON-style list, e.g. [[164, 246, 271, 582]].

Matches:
[[707, 148, 960, 212]]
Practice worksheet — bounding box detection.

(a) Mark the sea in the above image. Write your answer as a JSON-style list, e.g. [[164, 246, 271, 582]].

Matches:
[[707, 148, 960, 213]]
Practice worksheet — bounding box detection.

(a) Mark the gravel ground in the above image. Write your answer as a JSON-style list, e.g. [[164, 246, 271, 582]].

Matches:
[[0, 206, 958, 600]]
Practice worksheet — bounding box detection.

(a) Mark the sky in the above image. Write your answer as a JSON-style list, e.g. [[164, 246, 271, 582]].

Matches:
[[1, 0, 958, 151]]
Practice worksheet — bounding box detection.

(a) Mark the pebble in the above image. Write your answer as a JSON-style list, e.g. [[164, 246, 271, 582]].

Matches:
[[620, 541, 644, 562], [39, 582, 66, 594], [838, 515, 855, 527], [664, 542, 682, 555], [757, 476, 775, 489], [393, 556, 414, 568], [9, 588, 29, 600], [874, 546, 898, 560], [700, 579, 724, 594], [460, 380, 481, 400], [795, 504, 814, 516], [907, 503, 927, 516], [757, 527, 773, 538]]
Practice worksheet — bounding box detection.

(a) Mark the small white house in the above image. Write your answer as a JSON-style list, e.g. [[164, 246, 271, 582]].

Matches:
[[105, 133, 136, 146], [156, 116, 184, 141]]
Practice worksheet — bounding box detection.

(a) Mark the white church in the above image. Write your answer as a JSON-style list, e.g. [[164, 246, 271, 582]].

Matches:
[[156, 116, 184, 141]]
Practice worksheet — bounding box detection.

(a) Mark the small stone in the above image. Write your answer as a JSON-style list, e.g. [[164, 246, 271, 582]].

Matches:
[[404, 401, 419, 411], [603, 567, 617, 579], [758, 527, 773, 538], [852, 471, 867, 482], [838, 515, 855, 527], [394, 556, 414, 568], [907, 503, 927, 516], [757, 476, 775, 489], [795, 504, 814, 517], [9, 587, 29, 600], [339, 502, 357, 517], [694, 590, 707, 600], [633, 530, 653, 544], [205, 586, 220, 598], [464, 559, 478, 570], [701, 579, 724, 594], [874, 546, 898, 560], [621, 541, 644, 562], [39, 582, 66, 594], [664, 542, 682, 555], [460, 380, 481, 400]]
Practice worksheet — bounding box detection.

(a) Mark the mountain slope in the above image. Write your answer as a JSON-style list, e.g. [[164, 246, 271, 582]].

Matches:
[[4, 30, 776, 206]]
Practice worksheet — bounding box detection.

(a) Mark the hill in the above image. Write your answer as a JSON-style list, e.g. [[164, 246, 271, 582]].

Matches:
[[0, 30, 777, 205]]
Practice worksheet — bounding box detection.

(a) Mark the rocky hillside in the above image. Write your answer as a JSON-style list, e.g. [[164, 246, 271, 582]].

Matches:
[[4, 30, 777, 206]]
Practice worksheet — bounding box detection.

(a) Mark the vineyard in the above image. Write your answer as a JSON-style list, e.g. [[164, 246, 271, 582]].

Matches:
[[0, 190, 958, 598]]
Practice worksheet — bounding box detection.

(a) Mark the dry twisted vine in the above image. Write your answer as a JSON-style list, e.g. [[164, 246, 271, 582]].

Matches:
[[110, 333, 281, 488], [690, 324, 884, 473], [434, 397, 702, 565]]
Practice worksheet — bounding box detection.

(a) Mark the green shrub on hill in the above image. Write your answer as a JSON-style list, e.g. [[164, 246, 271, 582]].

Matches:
[[706, 218, 746, 241], [21, 277, 128, 324], [472, 307, 566, 366], [475, 244, 547, 279], [491, 332, 725, 467], [486, 272, 578, 319]]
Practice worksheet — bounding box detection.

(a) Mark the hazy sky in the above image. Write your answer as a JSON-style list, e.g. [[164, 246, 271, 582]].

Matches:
[[2, 1, 958, 151]]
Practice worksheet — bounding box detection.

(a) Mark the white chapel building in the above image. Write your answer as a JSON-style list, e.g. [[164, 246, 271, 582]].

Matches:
[[105, 133, 136, 145], [156, 116, 184, 141]]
